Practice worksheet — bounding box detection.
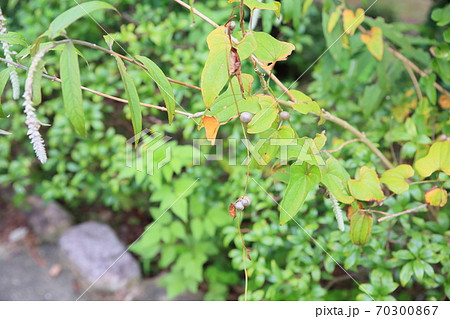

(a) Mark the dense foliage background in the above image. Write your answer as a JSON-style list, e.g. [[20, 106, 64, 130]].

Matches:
[[0, 0, 449, 301]]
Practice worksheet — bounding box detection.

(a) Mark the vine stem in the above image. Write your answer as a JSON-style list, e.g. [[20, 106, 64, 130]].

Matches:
[[173, 0, 395, 170], [237, 212, 249, 301], [0, 58, 204, 119], [377, 204, 428, 222]]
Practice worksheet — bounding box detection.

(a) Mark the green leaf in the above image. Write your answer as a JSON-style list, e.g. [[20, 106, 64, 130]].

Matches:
[[350, 212, 373, 246], [115, 56, 142, 142], [47, 1, 118, 39], [394, 250, 415, 261], [302, 0, 313, 16], [380, 164, 414, 194], [0, 32, 28, 47], [279, 163, 321, 225], [201, 26, 231, 109], [253, 32, 295, 68], [289, 90, 323, 122], [400, 262, 414, 286], [421, 74, 437, 105], [247, 106, 278, 134], [414, 141, 450, 177], [431, 4, 450, 27], [207, 74, 255, 122], [413, 260, 425, 281], [348, 166, 384, 202], [228, 0, 281, 18], [32, 61, 45, 106], [236, 33, 257, 61], [60, 42, 86, 137], [320, 157, 354, 204], [135, 56, 176, 124], [0, 67, 13, 118]]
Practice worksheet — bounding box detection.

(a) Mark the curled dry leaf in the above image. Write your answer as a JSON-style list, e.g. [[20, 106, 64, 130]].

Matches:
[[229, 47, 245, 99], [229, 203, 237, 220]]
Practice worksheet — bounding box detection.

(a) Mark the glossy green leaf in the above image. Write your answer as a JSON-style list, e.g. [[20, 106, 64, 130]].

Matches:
[[414, 141, 450, 177], [201, 26, 231, 109], [348, 166, 384, 202], [413, 260, 425, 281], [0, 67, 13, 118], [60, 42, 86, 137], [0, 32, 28, 47], [247, 106, 278, 134], [228, 0, 281, 18], [400, 261, 414, 286], [135, 56, 176, 124], [321, 157, 354, 204], [280, 163, 320, 225], [380, 164, 414, 194], [47, 1, 118, 39], [115, 56, 142, 143], [253, 32, 295, 68], [350, 212, 373, 246]]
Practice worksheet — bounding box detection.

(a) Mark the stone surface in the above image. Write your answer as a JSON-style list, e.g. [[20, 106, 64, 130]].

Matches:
[[59, 221, 141, 294], [25, 196, 73, 242], [0, 243, 77, 300]]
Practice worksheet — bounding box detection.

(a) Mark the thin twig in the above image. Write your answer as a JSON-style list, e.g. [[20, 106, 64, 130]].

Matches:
[[377, 204, 428, 222], [325, 138, 361, 153], [403, 61, 423, 100], [0, 57, 204, 118]]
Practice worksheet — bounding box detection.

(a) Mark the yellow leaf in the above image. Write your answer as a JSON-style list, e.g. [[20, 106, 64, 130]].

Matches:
[[348, 166, 384, 202], [361, 27, 384, 61], [343, 8, 364, 36], [438, 94, 450, 109], [201, 115, 220, 145], [425, 188, 448, 207], [327, 8, 341, 33]]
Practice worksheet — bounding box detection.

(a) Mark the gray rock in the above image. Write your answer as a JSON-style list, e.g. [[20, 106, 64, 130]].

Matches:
[[59, 221, 141, 295], [0, 244, 77, 300], [25, 196, 72, 242]]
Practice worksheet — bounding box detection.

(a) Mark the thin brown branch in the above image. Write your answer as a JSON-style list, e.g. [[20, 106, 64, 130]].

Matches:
[[403, 61, 423, 100], [0, 57, 204, 118], [377, 204, 428, 222], [325, 138, 361, 153], [358, 25, 449, 98], [68, 40, 201, 91], [388, 47, 449, 98]]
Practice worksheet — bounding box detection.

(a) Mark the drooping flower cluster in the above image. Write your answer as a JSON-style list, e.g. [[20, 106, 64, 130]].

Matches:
[[330, 193, 345, 231], [0, 6, 20, 100], [22, 47, 49, 164]]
